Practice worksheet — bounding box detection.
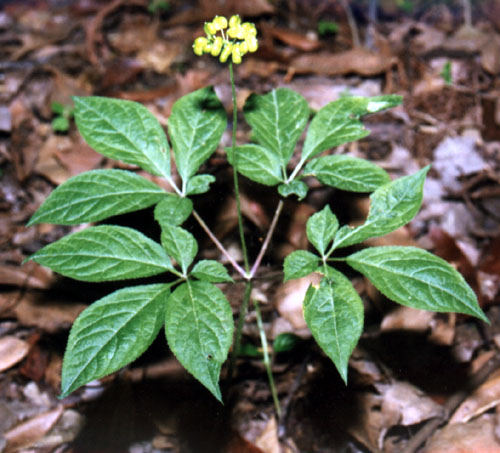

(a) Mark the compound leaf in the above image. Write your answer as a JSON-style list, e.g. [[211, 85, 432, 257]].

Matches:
[[165, 280, 233, 401], [304, 269, 364, 383], [347, 246, 488, 322], [61, 284, 170, 397], [304, 155, 390, 192], [306, 205, 339, 255], [283, 250, 319, 281], [30, 225, 173, 281], [227, 144, 283, 186], [28, 169, 166, 226], [161, 226, 198, 274], [333, 166, 429, 249], [154, 194, 193, 227], [168, 87, 226, 183], [73, 96, 170, 178], [302, 95, 402, 161], [191, 260, 233, 283], [243, 88, 309, 168]]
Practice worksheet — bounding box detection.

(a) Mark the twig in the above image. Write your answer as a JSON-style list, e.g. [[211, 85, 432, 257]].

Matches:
[[340, 0, 361, 48], [249, 199, 284, 278], [192, 209, 247, 279], [403, 350, 500, 453]]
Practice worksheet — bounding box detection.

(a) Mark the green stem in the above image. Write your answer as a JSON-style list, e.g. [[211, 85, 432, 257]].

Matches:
[[229, 61, 250, 275], [228, 280, 252, 379], [254, 298, 282, 418]]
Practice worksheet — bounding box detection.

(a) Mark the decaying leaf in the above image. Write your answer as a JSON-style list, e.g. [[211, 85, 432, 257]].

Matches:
[[0, 336, 30, 372], [4, 405, 64, 453]]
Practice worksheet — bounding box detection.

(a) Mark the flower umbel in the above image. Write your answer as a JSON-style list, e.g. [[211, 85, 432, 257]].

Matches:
[[193, 15, 258, 64]]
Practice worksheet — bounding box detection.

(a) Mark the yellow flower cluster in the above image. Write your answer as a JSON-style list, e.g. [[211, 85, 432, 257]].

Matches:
[[193, 15, 258, 64]]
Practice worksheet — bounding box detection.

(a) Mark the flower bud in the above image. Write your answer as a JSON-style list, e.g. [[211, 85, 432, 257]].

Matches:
[[229, 15, 241, 28], [213, 15, 228, 30], [219, 42, 233, 63], [204, 21, 217, 35], [232, 46, 242, 64], [242, 22, 257, 37], [246, 36, 258, 53], [193, 36, 208, 56], [227, 25, 242, 39], [211, 36, 223, 56], [238, 41, 248, 55]]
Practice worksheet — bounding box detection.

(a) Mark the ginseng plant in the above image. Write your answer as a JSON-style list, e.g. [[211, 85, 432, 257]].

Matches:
[[26, 15, 487, 414]]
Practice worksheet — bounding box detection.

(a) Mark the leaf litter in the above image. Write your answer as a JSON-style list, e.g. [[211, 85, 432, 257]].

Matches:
[[2, 0, 500, 451]]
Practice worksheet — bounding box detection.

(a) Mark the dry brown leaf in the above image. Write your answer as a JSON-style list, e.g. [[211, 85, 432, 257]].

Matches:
[[290, 48, 397, 77], [424, 413, 500, 453], [450, 369, 500, 424], [136, 40, 183, 73], [1, 291, 87, 333], [34, 134, 103, 185], [381, 306, 435, 332], [261, 24, 321, 52], [274, 273, 321, 333], [0, 261, 54, 289], [4, 405, 64, 453], [350, 381, 443, 451], [481, 34, 500, 74], [0, 336, 30, 372], [254, 417, 280, 453]]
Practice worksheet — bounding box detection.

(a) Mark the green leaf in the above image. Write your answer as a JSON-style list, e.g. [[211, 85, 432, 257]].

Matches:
[[306, 205, 339, 255], [30, 225, 173, 282], [346, 246, 488, 322], [304, 270, 364, 383], [273, 332, 301, 353], [185, 174, 216, 195], [243, 88, 309, 168], [168, 87, 226, 183], [73, 96, 170, 178], [191, 260, 233, 283], [227, 144, 283, 186], [304, 155, 390, 192], [28, 170, 166, 226], [52, 116, 69, 132], [154, 194, 193, 227], [60, 284, 170, 398], [161, 226, 197, 274], [333, 166, 430, 249], [278, 180, 309, 200], [283, 250, 319, 281], [165, 280, 233, 401], [51, 101, 65, 115], [302, 95, 402, 161]]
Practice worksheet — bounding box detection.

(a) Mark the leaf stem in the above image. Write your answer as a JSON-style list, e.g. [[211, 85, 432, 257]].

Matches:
[[254, 298, 282, 418], [249, 199, 284, 278], [192, 209, 247, 278], [228, 280, 252, 379], [229, 61, 250, 274]]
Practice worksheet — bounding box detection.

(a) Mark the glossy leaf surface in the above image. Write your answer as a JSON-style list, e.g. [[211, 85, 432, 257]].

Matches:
[[28, 170, 165, 226], [347, 246, 487, 321], [61, 284, 170, 397], [304, 269, 364, 383], [165, 280, 233, 401], [283, 250, 319, 281], [30, 225, 173, 281], [74, 97, 170, 178], [306, 205, 339, 255]]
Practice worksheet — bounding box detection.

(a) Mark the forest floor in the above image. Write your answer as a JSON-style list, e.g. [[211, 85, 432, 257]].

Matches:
[[1, 0, 500, 452]]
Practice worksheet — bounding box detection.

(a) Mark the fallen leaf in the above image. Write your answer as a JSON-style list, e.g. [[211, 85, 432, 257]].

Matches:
[[255, 417, 280, 453], [450, 369, 500, 424], [4, 405, 64, 453], [261, 24, 321, 52], [274, 273, 321, 333], [1, 291, 87, 333], [0, 336, 30, 372], [424, 413, 500, 453], [381, 306, 435, 332], [0, 261, 54, 289]]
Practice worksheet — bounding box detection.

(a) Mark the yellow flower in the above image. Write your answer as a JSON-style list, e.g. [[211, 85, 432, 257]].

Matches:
[[193, 14, 258, 64]]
